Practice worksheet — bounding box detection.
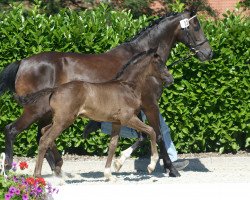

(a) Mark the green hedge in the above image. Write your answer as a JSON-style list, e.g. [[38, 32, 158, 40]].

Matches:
[[0, 4, 249, 157]]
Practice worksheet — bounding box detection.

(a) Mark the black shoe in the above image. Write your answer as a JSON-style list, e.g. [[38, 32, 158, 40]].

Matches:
[[82, 120, 101, 138], [172, 160, 189, 171]]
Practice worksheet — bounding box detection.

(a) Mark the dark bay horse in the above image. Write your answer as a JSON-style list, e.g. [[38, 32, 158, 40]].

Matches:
[[17, 49, 172, 180], [0, 8, 212, 175]]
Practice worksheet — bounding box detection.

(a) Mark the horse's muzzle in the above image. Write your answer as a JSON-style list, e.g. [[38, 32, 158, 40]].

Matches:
[[196, 49, 213, 62]]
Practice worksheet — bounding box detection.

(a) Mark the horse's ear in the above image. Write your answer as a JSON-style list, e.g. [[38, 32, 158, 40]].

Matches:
[[185, 1, 201, 16]]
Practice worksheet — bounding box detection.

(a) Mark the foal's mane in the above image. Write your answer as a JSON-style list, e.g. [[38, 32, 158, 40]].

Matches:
[[113, 49, 156, 80], [126, 12, 179, 43]]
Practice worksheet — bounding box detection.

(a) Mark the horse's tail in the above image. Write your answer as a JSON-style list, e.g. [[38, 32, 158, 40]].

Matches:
[[15, 88, 55, 105], [0, 61, 20, 96]]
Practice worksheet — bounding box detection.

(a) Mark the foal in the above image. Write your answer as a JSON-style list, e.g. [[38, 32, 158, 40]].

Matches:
[[19, 49, 172, 180]]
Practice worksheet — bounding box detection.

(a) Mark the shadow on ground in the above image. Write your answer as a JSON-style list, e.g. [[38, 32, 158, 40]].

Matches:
[[134, 158, 210, 172], [63, 158, 209, 184]]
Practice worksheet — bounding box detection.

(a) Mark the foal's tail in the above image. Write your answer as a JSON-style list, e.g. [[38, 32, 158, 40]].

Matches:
[[15, 88, 55, 105], [0, 61, 20, 96]]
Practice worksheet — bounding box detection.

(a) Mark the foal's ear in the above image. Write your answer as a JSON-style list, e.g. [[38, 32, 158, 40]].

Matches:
[[153, 53, 163, 64], [153, 53, 160, 59]]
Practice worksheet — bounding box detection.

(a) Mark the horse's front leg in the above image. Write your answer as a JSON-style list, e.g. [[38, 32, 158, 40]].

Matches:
[[104, 124, 120, 181], [143, 106, 180, 177]]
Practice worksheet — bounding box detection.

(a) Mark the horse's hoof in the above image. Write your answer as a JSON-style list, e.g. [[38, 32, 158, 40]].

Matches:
[[169, 170, 181, 177], [4, 163, 12, 171], [114, 160, 122, 172]]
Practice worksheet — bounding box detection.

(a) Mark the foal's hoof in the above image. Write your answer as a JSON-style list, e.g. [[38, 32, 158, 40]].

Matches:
[[54, 159, 63, 177], [169, 169, 181, 177], [34, 173, 42, 178], [54, 167, 62, 177], [147, 164, 156, 174], [114, 160, 123, 172], [105, 175, 117, 182]]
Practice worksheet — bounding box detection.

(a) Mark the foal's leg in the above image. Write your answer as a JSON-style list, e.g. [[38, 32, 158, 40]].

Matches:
[[114, 113, 146, 172], [104, 124, 121, 181], [143, 108, 180, 177], [37, 117, 63, 176], [34, 117, 74, 177], [4, 106, 41, 169], [114, 134, 146, 172], [125, 116, 159, 173]]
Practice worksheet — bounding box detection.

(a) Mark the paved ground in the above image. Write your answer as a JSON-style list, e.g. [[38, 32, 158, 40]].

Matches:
[[14, 152, 250, 200]]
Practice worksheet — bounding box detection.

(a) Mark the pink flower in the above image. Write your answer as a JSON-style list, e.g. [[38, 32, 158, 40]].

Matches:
[[22, 194, 29, 200]]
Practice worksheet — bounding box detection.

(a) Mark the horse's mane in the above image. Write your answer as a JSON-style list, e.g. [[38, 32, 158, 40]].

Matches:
[[126, 12, 179, 43], [113, 48, 156, 80]]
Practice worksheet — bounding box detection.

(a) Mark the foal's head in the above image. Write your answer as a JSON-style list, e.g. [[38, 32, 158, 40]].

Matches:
[[114, 49, 173, 87], [146, 52, 174, 87]]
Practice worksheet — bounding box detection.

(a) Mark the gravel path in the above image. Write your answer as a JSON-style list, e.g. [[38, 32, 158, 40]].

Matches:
[[14, 152, 250, 200]]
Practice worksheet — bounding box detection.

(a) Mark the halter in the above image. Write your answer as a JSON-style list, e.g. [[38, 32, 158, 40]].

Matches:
[[180, 15, 208, 52], [167, 15, 208, 68]]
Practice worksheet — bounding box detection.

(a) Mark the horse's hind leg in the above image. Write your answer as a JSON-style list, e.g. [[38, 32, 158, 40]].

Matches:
[[104, 124, 120, 181], [4, 106, 41, 169], [125, 116, 159, 174], [37, 117, 63, 176]]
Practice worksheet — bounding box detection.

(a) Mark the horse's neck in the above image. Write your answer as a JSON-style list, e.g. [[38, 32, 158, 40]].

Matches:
[[107, 16, 180, 65], [128, 17, 180, 62]]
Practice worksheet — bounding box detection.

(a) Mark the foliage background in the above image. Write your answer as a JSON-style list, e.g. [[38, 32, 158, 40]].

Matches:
[[0, 2, 249, 157]]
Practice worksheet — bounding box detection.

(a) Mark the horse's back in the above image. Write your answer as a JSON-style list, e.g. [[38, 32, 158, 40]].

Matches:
[[14, 51, 124, 96]]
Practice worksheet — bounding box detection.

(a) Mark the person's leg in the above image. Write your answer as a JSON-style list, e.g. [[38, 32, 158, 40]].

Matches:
[[101, 122, 138, 138], [157, 113, 189, 170], [158, 113, 178, 162]]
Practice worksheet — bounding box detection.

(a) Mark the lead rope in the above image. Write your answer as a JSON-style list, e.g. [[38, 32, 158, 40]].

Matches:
[[167, 50, 198, 68], [0, 152, 7, 179]]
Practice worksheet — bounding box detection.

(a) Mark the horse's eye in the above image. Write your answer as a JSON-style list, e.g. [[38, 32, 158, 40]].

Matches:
[[194, 23, 200, 32]]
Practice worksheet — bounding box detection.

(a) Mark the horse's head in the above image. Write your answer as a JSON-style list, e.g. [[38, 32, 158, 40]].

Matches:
[[175, 9, 213, 61]]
